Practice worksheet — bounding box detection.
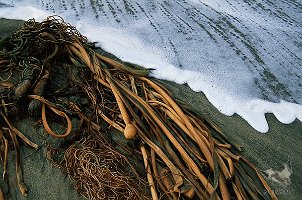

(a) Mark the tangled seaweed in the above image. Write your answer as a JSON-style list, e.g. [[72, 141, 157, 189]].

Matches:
[[0, 16, 278, 199], [62, 133, 147, 200]]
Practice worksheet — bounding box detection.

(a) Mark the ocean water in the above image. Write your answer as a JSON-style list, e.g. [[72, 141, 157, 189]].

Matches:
[[0, 0, 301, 132]]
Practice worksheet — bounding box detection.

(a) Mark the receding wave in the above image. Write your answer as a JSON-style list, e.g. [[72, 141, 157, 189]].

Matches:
[[0, 0, 301, 132]]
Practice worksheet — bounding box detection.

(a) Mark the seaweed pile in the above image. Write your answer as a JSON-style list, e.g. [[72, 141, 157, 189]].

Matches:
[[0, 16, 277, 200]]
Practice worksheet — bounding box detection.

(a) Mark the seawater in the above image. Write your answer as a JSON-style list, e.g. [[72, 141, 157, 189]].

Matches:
[[0, 0, 301, 132]]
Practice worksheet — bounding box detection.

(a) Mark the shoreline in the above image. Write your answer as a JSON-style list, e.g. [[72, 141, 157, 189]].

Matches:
[[1, 18, 301, 200]]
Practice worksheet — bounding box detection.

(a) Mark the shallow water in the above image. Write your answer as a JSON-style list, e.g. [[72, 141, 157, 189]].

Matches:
[[0, 0, 301, 132]]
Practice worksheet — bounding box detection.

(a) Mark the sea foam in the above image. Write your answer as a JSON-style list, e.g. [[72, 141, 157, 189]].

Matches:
[[0, 0, 301, 133]]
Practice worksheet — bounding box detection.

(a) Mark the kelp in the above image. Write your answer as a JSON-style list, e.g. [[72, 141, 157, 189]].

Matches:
[[0, 16, 277, 199], [61, 133, 148, 200]]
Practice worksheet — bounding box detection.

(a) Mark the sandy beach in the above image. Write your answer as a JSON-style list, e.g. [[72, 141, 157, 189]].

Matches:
[[0, 18, 301, 200]]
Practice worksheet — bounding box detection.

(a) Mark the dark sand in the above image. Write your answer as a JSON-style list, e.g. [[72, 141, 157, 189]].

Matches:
[[0, 18, 301, 200]]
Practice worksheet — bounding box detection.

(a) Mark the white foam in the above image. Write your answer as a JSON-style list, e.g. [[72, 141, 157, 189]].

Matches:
[[0, 5, 50, 21], [0, 1, 301, 133]]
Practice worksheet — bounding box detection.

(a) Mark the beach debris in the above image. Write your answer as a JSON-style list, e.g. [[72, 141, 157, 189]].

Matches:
[[0, 16, 278, 199], [61, 133, 148, 200]]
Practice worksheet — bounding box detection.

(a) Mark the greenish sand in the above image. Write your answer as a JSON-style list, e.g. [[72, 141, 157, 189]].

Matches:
[[0, 18, 301, 200]]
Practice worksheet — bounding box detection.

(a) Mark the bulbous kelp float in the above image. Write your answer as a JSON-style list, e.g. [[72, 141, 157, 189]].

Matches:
[[0, 16, 277, 200]]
